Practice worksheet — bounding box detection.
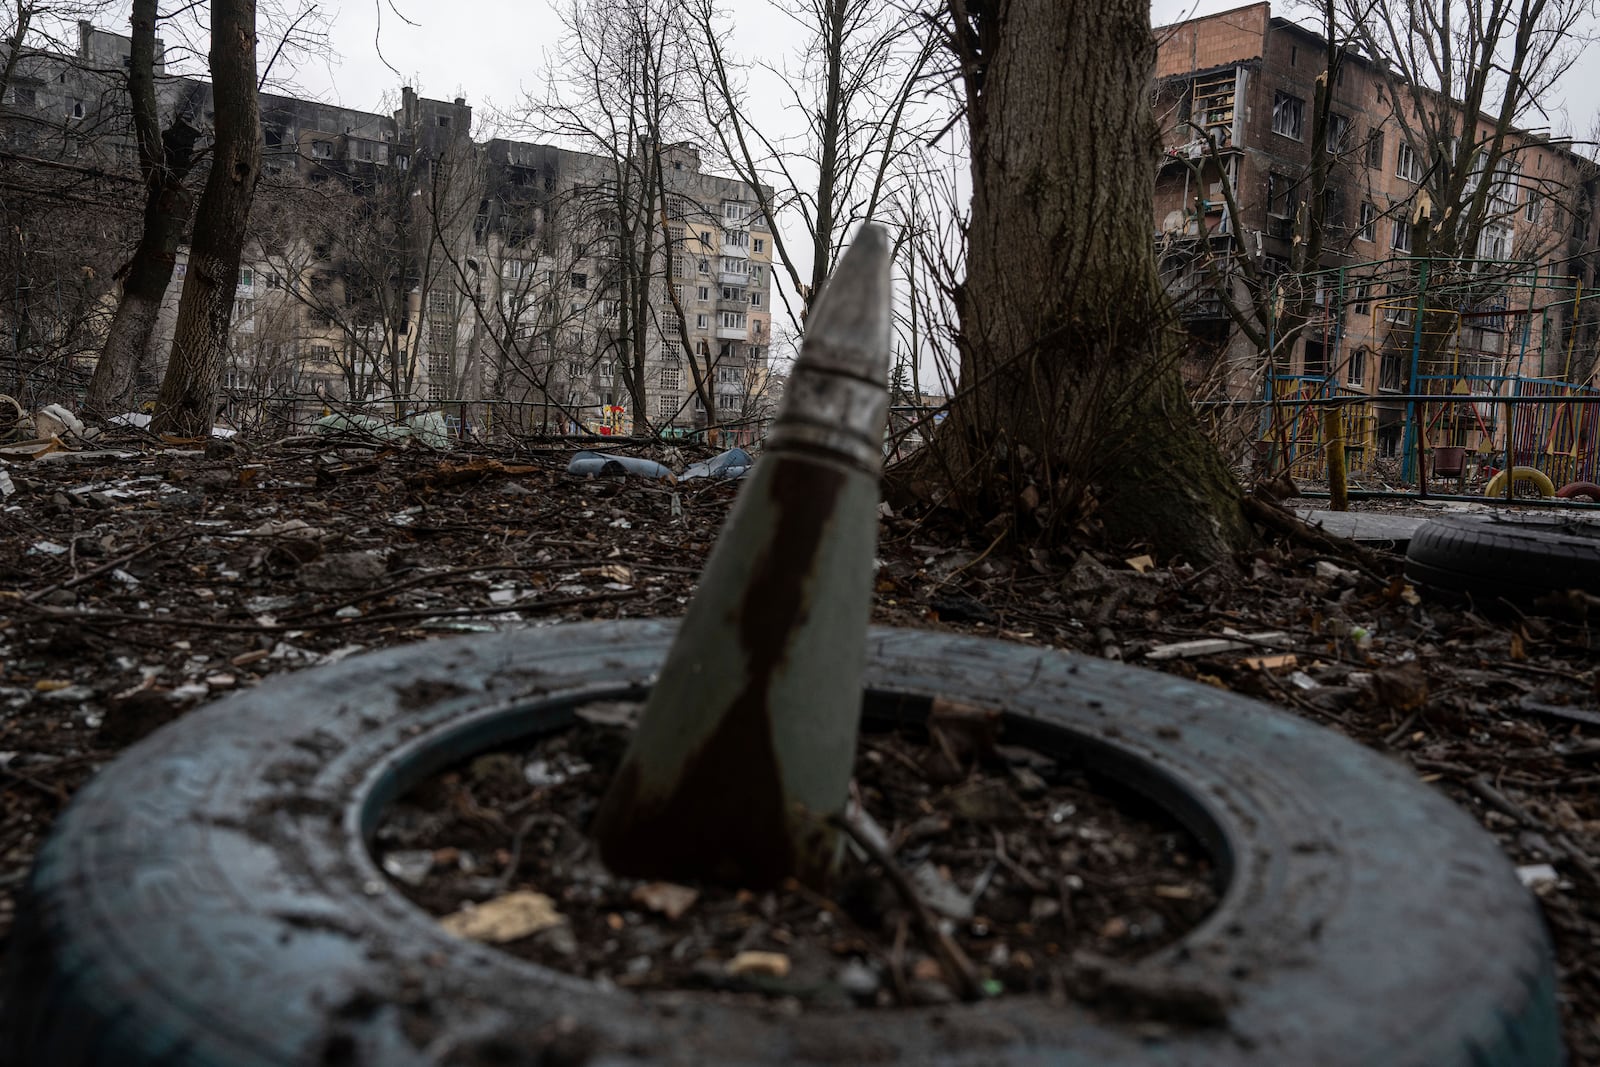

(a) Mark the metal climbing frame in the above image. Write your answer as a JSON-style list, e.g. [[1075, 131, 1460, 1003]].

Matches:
[[1262, 257, 1600, 489]]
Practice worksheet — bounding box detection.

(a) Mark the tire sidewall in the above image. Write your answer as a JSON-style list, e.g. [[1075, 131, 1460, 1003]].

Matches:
[[2, 622, 1562, 1066]]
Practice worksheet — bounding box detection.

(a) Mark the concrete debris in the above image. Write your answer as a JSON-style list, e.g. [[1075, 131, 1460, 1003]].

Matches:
[[1144, 631, 1290, 661], [298, 550, 388, 589]]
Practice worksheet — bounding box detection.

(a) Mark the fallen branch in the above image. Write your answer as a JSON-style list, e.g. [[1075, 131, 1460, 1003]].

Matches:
[[22, 532, 195, 605], [1240, 496, 1391, 580]]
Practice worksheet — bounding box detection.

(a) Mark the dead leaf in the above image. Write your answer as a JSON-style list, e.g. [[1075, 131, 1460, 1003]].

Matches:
[[439, 890, 564, 943], [1242, 653, 1297, 672], [1124, 554, 1155, 574], [631, 881, 699, 920], [726, 951, 790, 978], [1372, 662, 1428, 712]]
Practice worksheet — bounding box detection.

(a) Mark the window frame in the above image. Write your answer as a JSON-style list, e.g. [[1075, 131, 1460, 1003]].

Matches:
[[1391, 218, 1413, 252], [1396, 141, 1422, 183], [1271, 91, 1304, 140], [1357, 202, 1377, 242]]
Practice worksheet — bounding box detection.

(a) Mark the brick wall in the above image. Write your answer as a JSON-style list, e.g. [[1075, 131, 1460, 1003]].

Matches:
[[1155, 2, 1270, 79]]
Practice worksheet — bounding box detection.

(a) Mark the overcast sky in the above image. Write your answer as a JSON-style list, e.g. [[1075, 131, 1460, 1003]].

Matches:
[[286, 1, 1599, 147], [285, 0, 787, 136]]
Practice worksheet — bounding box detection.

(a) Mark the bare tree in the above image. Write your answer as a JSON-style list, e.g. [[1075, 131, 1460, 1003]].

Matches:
[[688, 0, 936, 331], [0, 0, 157, 402], [82, 0, 201, 418], [1342, 0, 1598, 265], [150, 0, 262, 436]]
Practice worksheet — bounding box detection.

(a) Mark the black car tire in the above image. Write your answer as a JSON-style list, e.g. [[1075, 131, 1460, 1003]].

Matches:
[[0, 621, 1563, 1066], [1405, 511, 1600, 605]]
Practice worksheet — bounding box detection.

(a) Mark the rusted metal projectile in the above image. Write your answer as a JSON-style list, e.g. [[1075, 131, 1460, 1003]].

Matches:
[[591, 225, 892, 888]]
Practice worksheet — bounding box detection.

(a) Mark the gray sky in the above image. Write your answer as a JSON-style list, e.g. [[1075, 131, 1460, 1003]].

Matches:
[[291, 0, 786, 134], [294, 1, 1599, 144]]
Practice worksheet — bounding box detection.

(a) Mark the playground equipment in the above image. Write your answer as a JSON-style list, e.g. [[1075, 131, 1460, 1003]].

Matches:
[[1261, 257, 1600, 493]]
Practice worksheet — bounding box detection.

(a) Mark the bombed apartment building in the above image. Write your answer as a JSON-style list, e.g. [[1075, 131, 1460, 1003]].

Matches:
[[0, 23, 775, 441], [1152, 3, 1600, 475]]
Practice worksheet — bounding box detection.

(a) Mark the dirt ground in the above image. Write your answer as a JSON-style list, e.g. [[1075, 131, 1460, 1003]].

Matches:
[[1, 431, 1597, 1058]]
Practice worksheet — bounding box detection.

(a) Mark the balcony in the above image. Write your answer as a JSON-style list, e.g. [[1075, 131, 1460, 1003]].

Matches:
[[715, 325, 746, 341], [718, 269, 747, 286]]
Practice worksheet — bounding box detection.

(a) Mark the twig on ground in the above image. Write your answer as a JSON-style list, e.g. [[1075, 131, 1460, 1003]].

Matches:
[[18, 590, 642, 634], [830, 812, 985, 1002]]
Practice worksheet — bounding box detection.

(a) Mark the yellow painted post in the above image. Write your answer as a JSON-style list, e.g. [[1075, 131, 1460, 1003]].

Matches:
[[1324, 405, 1348, 511]]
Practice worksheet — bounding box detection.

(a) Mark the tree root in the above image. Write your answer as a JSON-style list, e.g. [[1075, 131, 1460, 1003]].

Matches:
[[1240, 496, 1394, 578]]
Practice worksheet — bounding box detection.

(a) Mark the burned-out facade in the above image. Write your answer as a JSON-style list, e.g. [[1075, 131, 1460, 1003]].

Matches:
[[1153, 3, 1600, 472], [0, 23, 774, 439]]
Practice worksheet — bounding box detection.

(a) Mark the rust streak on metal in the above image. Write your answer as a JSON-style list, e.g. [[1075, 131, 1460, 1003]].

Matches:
[[597, 458, 846, 887]]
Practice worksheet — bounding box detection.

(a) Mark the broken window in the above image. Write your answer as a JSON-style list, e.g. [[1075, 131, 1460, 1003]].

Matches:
[[1347, 346, 1367, 386], [1358, 202, 1377, 242], [1391, 219, 1413, 252], [1326, 113, 1349, 154], [1365, 128, 1384, 169], [1396, 142, 1423, 182], [1267, 171, 1294, 217], [1271, 92, 1303, 140]]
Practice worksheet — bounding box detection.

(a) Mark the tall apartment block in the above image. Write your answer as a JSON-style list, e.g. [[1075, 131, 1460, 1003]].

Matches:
[[0, 23, 774, 440]]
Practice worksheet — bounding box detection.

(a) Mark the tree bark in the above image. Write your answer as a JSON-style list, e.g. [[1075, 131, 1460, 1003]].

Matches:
[[84, 0, 200, 421], [937, 0, 1251, 563], [150, 0, 261, 437]]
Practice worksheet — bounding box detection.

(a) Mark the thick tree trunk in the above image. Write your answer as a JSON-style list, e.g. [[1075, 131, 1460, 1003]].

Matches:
[[151, 0, 261, 437], [84, 1, 200, 420], [937, 0, 1250, 563]]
